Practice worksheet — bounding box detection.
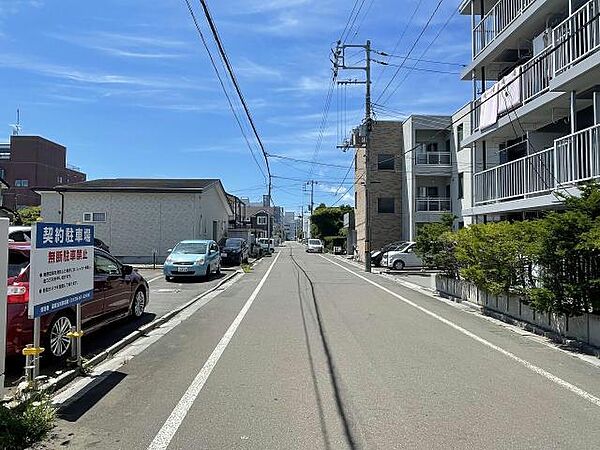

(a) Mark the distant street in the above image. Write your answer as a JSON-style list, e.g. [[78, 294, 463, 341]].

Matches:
[[48, 243, 600, 449]]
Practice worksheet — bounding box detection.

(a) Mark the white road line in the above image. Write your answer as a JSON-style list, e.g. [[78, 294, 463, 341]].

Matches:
[[321, 255, 600, 408], [148, 275, 163, 284], [147, 251, 282, 450]]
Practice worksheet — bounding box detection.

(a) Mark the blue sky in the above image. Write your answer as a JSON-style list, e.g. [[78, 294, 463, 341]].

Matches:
[[0, 0, 472, 213]]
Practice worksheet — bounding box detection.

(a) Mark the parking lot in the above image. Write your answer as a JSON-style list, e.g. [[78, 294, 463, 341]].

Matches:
[[4, 265, 243, 389]]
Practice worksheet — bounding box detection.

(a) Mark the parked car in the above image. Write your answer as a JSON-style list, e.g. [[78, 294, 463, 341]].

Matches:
[[371, 241, 408, 267], [220, 238, 249, 265], [94, 237, 110, 252], [381, 242, 423, 270], [163, 240, 221, 281], [8, 226, 32, 243], [257, 238, 273, 254], [306, 239, 324, 253], [5, 242, 149, 359]]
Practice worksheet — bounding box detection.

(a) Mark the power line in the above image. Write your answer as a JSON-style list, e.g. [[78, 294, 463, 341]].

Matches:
[[381, 7, 458, 105], [182, 0, 267, 183], [196, 0, 271, 180], [375, 0, 446, 104], [373, 0, 424, 89], [373, 59, 460, 75], [269, 153, 351, 169], [373, 49, 465, 67]]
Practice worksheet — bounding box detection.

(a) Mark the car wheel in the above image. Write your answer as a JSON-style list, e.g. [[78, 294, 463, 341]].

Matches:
[[393, 260, 405, 270], [131, 288, 146, 318], [216, 263, 221, 275], [205, 265, 211, 279], [165, 276, 173, 282], [46, 314, 74, 359]]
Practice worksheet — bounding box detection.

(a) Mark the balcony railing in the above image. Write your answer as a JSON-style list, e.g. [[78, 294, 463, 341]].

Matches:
[[471, 0, 599, 133], [473, 0, 535, 56], [416, 197, 452, 212], [553, 0, 600, 75], [415, 151, 451, 165], [473, 123, 600, 205]]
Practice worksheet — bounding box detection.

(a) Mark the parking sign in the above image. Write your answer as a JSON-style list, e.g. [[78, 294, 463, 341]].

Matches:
[[28, 223, 95, 319]]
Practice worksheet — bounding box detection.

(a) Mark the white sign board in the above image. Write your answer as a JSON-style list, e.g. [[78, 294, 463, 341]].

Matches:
[[28, 223, 94, 319]]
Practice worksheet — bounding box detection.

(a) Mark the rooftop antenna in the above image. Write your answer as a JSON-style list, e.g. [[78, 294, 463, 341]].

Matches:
[[9, 109, 21, 136]]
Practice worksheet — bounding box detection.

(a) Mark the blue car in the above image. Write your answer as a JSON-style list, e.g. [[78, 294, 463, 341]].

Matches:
[[164, 240, 221, 281]]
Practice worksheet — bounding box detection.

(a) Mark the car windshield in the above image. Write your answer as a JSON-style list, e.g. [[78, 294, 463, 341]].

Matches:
[[225, 239, 242, 248], [308, 239, 321, 245], [173, 243, 207, 254], [8, 250, 30, 278]]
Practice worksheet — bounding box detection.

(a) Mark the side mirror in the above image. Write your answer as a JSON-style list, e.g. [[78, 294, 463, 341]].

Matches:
[[122, 265, 133, 275]]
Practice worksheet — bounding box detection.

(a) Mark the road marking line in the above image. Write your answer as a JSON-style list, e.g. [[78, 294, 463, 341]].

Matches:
[[148, 275, 163, 284], [321, 255, 600, 408], [148, 251, 282, 450]]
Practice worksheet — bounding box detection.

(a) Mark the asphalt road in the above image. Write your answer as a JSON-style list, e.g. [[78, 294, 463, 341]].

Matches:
[[4, 267, 235, 388], [47, 244, 600, 449]]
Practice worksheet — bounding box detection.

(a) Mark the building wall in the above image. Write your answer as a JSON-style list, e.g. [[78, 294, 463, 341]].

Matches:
[[40, 186, 230, 263], [1, 136, 85, 209], [355, 121, 405, 260], [451, 103, 474, 229]]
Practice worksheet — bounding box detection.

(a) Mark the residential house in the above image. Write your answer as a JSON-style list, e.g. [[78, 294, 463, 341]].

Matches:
[[38, 178, 232, 263], [460, 0, 600, 221]]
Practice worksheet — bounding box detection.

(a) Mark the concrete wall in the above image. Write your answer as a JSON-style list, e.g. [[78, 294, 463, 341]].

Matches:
[[40, 186, 230, 263], [436, 276, 600, 348], [451, 103, 474, 229]]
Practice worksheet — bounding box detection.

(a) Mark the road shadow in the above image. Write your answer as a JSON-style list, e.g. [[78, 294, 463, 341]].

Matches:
[[57, 371, 128, 422]]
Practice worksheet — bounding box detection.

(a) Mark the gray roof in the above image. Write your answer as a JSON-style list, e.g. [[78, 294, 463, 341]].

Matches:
[[51, 178, 220, 193]]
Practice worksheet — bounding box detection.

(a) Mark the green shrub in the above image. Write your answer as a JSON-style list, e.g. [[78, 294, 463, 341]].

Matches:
[[0, 391, 55, 449]]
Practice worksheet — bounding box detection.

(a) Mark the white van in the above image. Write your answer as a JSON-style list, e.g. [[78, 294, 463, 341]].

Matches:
[[381, 242, 423, 270]]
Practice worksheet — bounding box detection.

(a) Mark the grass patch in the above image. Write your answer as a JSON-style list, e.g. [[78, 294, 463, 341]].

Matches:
[[0, 389, 56, 450]]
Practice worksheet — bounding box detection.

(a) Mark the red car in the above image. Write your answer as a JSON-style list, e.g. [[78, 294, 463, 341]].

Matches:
[[6, 242, 149, 359]]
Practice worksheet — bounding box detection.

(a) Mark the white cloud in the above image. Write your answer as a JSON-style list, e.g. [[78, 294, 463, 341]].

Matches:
[[236, 58, 282, 80]]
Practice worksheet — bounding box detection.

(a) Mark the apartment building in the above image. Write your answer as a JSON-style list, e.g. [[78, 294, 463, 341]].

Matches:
[[402, 115, 454, 239], [354, 121, 405, 260], [451, 103, 475, 229], [0, 135, 86, 209], [460, 0, 600, 221]]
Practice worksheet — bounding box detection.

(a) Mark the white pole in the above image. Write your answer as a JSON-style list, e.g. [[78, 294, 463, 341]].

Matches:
[[0, 218, 9, 398], [76, 303, 82, 368], [33, 317, 41, 384]]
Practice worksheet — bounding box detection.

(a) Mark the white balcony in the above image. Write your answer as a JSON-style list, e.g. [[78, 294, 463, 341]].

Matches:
[[415, 151, 452, 165], [473, 123, 600, 205], [553, 0, 600, 75], [471, 0, 600, 134], [416, 197, 452, 212], [473, 0, 535, 56]]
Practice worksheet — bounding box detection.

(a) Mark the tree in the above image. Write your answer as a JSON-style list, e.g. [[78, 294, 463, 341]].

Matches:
[[310, 204, 352, 240], [415, 213, 458, 277], [16, 206, 41, 225]]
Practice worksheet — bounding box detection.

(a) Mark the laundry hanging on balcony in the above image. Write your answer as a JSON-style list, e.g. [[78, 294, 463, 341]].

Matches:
[[479, 83, 499, 130], [498, 66, 521, 114]]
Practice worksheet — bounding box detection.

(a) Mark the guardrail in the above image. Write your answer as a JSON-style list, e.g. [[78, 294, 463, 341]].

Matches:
[[415, 151, 451, 165]]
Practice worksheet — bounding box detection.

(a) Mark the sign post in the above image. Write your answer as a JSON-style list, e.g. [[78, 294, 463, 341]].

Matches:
[[0, 218, 9, 398], [28, 222, 94, 383]]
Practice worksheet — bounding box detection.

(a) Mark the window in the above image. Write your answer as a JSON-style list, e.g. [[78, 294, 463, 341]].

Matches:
[[377, 197, 395, 214], [257, 216, 268, 225], [83, 212, 107, 222], [457, 124, 464, 147], [15, 179, 28, 187], [0, 168, 5, 179], [95, 254, 121, 276], [426, 143, 438, 152], [445, 139, 451, 151], [418, 186, 438, 198], [377, 154, 395, 170], [458, 173, 464, 199], [57, 176, 63, 184]]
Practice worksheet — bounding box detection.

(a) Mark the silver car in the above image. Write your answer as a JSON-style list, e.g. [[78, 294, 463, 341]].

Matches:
[[381, 242, 423, 270]]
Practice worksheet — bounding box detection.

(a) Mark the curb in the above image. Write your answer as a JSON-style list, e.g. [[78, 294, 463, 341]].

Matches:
[[38, 270, 241, 397]]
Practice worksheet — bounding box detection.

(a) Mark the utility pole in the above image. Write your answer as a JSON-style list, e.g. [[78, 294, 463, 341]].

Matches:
[[306, 180, 318, 239], [333, 40, 372, 272]]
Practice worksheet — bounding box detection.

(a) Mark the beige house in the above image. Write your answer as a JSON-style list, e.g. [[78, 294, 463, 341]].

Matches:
[[38, 179, 233, 263]]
